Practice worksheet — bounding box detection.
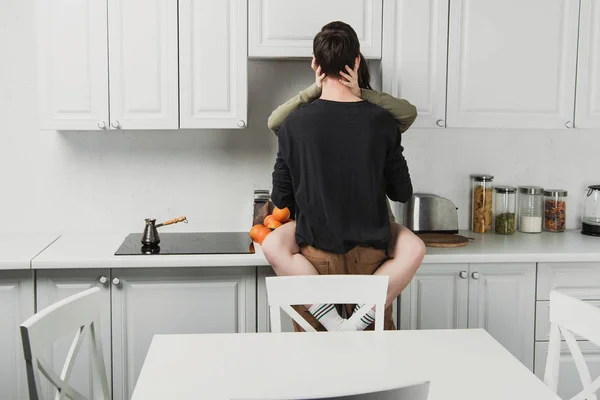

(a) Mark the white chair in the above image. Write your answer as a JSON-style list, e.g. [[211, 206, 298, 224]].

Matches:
[[20, 287, 110, 400], [544, 290, 600, 400], [265, 275, 389, 333]]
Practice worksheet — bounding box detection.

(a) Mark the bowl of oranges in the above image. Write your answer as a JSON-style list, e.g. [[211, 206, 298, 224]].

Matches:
[[249, 207, 291, 245]]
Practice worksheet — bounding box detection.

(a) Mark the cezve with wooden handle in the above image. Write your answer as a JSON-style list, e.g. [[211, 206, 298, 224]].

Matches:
[[155, 216, 187, 228]]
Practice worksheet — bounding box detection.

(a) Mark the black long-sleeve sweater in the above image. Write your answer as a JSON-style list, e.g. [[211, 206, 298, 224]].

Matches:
[[271, 99, 413, 254]]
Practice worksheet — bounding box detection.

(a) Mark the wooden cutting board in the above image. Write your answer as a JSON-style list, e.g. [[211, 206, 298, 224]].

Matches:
[[417, 233, 471, 248]]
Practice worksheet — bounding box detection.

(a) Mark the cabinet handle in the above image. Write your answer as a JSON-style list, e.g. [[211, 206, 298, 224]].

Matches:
[[237, 120, 246, 128], [471, 272, 481, 280], [436, 119, 445, 128], [112, 277, 121, 286], [97, 121, 107, 130], [459, 271, 468, 279], [111, 120, 121, 129], [99, 276, 108, 285], [565, 121, 573, 129]]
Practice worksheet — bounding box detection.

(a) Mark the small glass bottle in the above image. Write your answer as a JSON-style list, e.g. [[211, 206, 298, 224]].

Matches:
[[471, 175, 494, 233], [543, 190, 567, 232], [518, 186, 544, 234], [494, 186, 516, 235]]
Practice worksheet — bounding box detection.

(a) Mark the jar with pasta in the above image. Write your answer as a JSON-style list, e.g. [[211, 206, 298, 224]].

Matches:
[[543, 189, 567, 232], [471, 175, 494, 233]]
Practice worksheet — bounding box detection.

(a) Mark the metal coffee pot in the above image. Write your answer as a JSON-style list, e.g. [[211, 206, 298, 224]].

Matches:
[[141, 216, 187, 247]]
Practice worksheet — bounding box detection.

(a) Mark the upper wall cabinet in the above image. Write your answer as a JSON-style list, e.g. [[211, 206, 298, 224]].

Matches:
[[179, 0, 248, 129], [37, 0, 110, 130], [575, 0, 600, 128], [37, 0, 247, 130], [382, 0, 449, 128], [249, 0, 383, 59], [446, 0, 580, 129]]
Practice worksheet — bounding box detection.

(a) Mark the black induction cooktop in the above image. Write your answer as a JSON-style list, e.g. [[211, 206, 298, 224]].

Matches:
[[115, 232, 255, 255]]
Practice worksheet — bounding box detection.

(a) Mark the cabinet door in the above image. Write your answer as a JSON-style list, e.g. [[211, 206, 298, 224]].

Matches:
[[382, 0, 449, 128], [0, 271, 34, 400], [249, 0, 383, 59], [400, 264, 468, 330], [468, 263, 535, 370], [535, 341, 600, 400], [36, 269, 112, 399], [111, 267, 256, 400], [179, 0, 248, 129], [446, 0, 579, 129], [575, 0, 600, 128], [107, 0, 178, 130], [37, 0, 109, 130]]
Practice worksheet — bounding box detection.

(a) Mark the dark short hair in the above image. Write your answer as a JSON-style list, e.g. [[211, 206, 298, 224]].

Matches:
[[313, 21, 360, 78]]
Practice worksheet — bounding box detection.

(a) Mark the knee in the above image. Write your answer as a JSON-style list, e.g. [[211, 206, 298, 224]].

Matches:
[[409, 236, 426, 267], [261, 232, 284, 262]]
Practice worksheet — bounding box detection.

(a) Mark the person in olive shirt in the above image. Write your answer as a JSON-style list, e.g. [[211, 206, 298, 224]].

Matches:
[[263, 21, 425, 332]]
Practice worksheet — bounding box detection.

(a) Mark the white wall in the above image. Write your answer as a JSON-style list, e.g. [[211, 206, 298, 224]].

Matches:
[[0, 0, 598, 234]]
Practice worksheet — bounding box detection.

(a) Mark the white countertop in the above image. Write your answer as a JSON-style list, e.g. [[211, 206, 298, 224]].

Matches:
[[28, 230, 600, 270], [0, 234, 59, 270]]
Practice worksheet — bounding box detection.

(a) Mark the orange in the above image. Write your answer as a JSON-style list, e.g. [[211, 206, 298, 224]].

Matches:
[[272, 207, 291, 223], [266, 220, 282, 230], [263, 215, 276, 227], [255, 228, 270, 245], [250, 224, 268, 242]]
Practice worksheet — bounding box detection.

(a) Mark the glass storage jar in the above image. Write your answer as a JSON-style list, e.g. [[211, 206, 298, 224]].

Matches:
[[518, 186, 543, 233], [471, 175, 494, 233], [582, 185, 600, 236], [543, 189, 567, 232], [494, 186, 516, 235]]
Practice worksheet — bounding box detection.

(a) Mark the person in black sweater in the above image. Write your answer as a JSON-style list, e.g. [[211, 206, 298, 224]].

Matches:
[[269, 22, 423, 332]]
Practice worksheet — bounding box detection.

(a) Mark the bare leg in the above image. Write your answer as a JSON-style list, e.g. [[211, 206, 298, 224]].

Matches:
[[261, 221, 319, 277], [374, 223, 426, 306]]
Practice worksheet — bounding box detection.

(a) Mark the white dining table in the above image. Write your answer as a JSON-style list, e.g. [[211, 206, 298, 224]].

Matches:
[[131, 329, 559, 400]]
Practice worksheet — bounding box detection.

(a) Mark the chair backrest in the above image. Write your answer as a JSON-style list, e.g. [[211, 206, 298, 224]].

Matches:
[[265, 275, 389, 333], [324, 380, 430, 400], [544, 290, 600, 400], [20, 287, 110, 400]]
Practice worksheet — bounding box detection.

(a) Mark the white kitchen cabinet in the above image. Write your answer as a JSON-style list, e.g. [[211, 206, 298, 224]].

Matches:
[[35, 269, 112, 399], [249, 0, 383, 59], [111, 267, 256, 400], [400, 264, 469, 330], [179, 0, 248, 129], [468, 263, 536, 370], [537, 262, 600, 300], [535, 341, 600, 400], [446, 0, 580, 129], [0, 271, 34, 400], [37, 0, 109, 130], [382, 0, 449, 128], [107, 0, 179, 130], [575, 0, 600, 128]]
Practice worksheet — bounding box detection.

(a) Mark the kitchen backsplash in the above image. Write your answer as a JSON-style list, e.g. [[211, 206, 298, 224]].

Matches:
[[1, 1, 598, 233]]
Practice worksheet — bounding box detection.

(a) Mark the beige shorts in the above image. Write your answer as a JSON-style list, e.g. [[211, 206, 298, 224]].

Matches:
[[292, 245, 396, 332]]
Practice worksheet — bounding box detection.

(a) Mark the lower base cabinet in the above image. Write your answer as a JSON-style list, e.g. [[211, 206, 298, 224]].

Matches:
[[534, 341, 600, 399], [35, 267, 256, 400], [0, 271, 35, 400]]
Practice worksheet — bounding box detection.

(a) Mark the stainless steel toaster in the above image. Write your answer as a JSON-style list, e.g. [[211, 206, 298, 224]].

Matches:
[[403, 193, 459, 234]]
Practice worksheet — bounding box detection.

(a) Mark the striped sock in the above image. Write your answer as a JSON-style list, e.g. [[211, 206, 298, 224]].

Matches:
[[308, 304, 345, 331], [354, 304, 376, 331]]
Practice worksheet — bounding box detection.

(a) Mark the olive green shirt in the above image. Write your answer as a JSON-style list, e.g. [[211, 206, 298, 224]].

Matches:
[[267, 84, 417, 222]]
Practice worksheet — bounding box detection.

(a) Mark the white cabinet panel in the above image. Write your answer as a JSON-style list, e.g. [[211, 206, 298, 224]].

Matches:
[[36, 269, 111, 399], [400, 264, 468, 330], [538, 262, 600, 300], [535, 341, 600, 400], [575, 0, 600, 128], [37, 0, 109, 130], [111, 267, 256, 400], [249, 0, 383, 59], [382, 0, 449, 128], [0, 271, 34, 400], [447, 0, 579, 128], [108, 0, 179, 129], [536, 300, 600, 341], [468, 263, 535, 370], [179, 0, 248, 129]]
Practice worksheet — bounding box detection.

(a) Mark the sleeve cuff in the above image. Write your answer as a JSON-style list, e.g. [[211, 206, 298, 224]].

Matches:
[[361, 88, 379, 104]]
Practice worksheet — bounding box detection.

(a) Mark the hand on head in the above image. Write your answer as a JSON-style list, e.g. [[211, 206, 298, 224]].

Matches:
[[311, 57, 326, 88], [338, 56, 361, 97]]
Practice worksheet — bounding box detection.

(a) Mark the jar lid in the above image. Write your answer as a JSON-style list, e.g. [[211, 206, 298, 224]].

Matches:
[[495, 186, 517, 193], [471, 174, 494, 182], [519, 186, 544, 195], [543, 189, 568, 197], [589, 185, 600, 191]]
